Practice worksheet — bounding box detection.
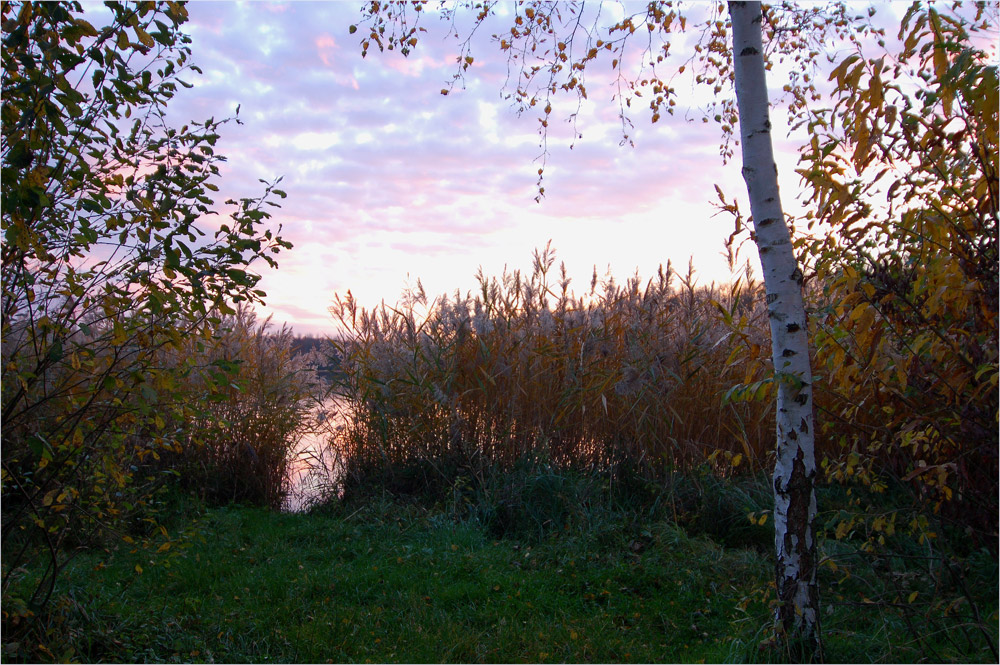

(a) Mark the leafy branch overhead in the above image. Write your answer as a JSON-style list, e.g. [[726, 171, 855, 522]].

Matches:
[[349, 1, 886, 199], [3, 2, 290, 317]]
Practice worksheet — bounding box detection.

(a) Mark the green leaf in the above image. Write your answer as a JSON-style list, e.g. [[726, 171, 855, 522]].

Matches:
[[165, 247, 180, 269], [140, 383, 158, 404], [27, 434, 53, 461]]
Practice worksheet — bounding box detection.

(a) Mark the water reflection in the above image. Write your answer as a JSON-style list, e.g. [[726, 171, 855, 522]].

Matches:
[[284, 401, 343, 512]]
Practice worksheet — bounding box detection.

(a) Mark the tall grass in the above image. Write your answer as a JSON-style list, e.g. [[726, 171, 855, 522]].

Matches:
[[162, 306, 321, 510], [328, 245, 773, 501]]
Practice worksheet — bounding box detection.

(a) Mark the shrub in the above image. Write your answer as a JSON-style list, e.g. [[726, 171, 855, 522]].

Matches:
[[800, 3, 998, 549], [1, 1, 289, 647]]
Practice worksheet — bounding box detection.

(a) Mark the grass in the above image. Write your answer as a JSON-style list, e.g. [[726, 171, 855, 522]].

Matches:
[[329, 246, 776, 490], [8, 483, 995, 664], [21, 500, 770, 663]]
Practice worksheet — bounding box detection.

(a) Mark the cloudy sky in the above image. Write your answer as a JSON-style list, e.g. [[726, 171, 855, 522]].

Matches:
[[152, 1, 862, 335]]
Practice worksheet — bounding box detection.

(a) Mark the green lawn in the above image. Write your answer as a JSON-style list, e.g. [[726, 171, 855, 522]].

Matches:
[[47, 504, 770, 662], [9, 497, 998, 663]]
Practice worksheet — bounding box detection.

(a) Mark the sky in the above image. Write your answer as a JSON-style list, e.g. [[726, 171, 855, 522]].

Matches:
[[151, 1, 882, 336]]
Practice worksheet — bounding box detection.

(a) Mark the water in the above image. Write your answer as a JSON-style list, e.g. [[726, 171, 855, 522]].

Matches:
[[283, 401, 344, 512]]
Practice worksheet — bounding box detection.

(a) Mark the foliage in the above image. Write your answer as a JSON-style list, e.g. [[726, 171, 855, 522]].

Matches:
[[799, 3, 998, 546], [1, 0, 289, 642], [784, 3, 999, 658]]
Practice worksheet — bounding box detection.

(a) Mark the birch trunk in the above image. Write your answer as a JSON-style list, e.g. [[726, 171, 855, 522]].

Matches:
[[728, 2, 821, 659]]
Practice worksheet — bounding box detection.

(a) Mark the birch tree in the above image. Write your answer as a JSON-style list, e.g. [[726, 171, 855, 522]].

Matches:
[[349, 1, 881, 658], [728, 2, 818, 655]]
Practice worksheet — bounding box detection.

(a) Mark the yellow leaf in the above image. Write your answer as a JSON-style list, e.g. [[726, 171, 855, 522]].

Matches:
[[135, 564, 143, 574], [73, 18, 99, 37], [857, 307, 875, 333], [849, 303, 868, 322], [908, 591, 918, 603], [135, 26, 154, 48], [42, 488, 59, 506], [843, 264, 859, 288], [112, 323, 128, 346]]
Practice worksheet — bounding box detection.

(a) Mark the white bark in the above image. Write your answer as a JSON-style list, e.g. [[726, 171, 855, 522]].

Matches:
[[728, 1, 821, 657]]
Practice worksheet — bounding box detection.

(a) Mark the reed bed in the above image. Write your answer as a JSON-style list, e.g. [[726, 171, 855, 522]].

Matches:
[[164, 307, 321, 510], [328, 246, 774, 500]]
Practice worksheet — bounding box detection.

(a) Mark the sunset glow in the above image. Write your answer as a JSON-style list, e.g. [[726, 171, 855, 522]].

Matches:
[[156, 1, 892, 335]]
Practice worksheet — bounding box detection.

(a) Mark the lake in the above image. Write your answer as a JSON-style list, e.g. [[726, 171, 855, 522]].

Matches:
[[284, 401, 344, 512]]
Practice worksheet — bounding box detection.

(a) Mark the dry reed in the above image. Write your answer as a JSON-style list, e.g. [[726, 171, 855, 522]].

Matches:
[[165, 306, 320, 509], [328, 245, 774, 497]]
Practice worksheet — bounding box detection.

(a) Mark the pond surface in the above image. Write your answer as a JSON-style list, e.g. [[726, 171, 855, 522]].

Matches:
[[283, 402, 343, 512]]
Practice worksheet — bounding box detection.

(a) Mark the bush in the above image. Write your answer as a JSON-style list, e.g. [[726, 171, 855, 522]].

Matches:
[[1, 1, 290, 648], [800, 2, 998, 549]]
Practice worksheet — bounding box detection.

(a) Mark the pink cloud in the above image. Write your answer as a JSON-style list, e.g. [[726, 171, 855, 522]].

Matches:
[[162, 2, 847, 334], [315, 33, 338, 67], [382, 52, 449, 77]]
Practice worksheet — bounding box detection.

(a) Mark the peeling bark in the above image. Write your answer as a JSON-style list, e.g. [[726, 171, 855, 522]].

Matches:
[[728, 2, 821, 660]]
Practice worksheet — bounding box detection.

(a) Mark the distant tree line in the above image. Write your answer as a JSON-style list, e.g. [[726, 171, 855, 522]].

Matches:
[[290, 334, 342, 382]]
